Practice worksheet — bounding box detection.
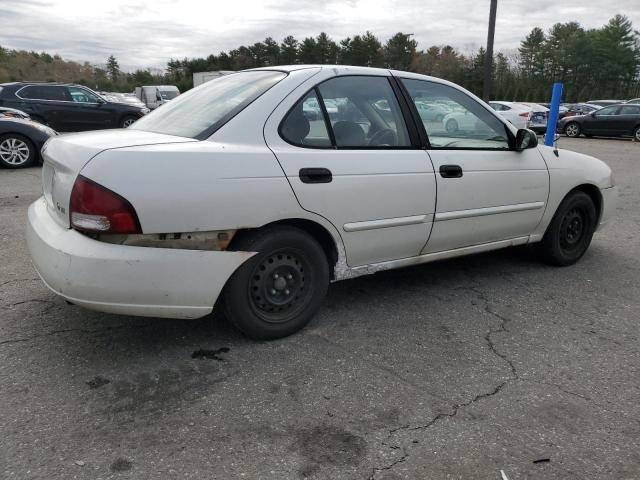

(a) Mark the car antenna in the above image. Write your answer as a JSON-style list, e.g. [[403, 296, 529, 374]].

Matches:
[[553, 131, 560, 157]]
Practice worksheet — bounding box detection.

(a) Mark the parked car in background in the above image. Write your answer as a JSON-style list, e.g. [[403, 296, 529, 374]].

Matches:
[[414, 100, 452, 122], [27, 65, 616, 340], [626, 98, 640, 104], [488, 101, 531, 129], [0, 82, 149, 131], [135, 85, 180, 110], [101, 92, 147, 109], [587, 100, 625, 107], [560, 103, 601, 119], [0, 114, 57, 168], [0, 107, 30, 120], [558, 103, 640, 140], [518, 102, 549, 134]]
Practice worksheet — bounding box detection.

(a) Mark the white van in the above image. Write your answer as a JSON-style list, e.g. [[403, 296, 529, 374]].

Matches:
[[134, 85, 180, 110]]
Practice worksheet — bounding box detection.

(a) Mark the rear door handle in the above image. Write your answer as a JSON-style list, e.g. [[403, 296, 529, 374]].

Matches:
[[439, 165, 463, 178], [299, 168, 332, 184]]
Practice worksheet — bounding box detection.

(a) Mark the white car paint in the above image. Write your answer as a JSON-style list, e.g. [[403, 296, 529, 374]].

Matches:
[[489, 101, 532, 129], [27, 65, 617, 320]]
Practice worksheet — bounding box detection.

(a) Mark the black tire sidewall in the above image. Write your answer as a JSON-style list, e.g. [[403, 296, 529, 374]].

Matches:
[[541, 191, 597, 266], [0, 133, 36, 169], [223, 226, 330, 340]]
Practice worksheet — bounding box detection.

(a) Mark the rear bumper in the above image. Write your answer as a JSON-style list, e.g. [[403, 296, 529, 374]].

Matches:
[[27, 197, 254, 319]]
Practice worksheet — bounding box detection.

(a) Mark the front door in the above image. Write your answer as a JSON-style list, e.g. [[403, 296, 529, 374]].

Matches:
[[265, 73, 436, 267], [398, 76, 549, 253], [583, 105, 622, 136]]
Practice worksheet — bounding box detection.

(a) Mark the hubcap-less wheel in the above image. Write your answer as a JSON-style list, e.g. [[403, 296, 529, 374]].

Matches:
[[249, 250, 311, 323], [559, 207, 585, 253], [122, 118, 136, 127], [565, 123, 580, 137], [0, 138, 30, 166]]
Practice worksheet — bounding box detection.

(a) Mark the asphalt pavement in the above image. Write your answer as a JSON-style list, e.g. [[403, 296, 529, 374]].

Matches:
[[1, 137, 639, 479]]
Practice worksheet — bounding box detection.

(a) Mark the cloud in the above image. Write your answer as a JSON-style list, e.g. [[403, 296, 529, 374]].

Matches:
[[0, 0, 638, 70]]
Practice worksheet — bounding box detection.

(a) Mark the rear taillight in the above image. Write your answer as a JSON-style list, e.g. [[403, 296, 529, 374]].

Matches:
[[70, 175, 141, 234], [519, 111, 530, 118]]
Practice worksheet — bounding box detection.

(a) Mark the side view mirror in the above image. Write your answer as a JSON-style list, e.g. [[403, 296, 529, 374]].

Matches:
[[515, 128, 538, 151], [97, 97, 106, 104]]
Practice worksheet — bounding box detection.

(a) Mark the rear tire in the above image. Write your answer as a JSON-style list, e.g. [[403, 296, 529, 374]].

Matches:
[[120, 115, 138, 128], [633, 126, 640, 142], [564, 122, 581, 138], [0, 134, 36, 169], [223, 226, 330, 340], [538, 191, 597, 266]]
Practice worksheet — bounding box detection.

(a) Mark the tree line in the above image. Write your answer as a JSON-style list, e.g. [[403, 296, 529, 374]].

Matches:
[[1, 14, 638, 102]]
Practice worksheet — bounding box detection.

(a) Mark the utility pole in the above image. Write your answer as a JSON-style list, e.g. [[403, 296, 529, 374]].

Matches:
[[482, 0, 498, 101]]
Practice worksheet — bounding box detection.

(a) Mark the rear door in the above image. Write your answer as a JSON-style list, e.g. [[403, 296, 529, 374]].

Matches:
[[265, 72, 436, 267], [398, 76, 549, 253]]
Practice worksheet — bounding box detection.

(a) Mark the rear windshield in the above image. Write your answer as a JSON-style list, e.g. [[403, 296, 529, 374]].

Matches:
[[131, 71, 287, 139]]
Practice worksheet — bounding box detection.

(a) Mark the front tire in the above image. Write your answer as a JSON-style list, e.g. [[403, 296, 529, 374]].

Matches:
[[633, 126, 640, 142], [538, 191, 597, 266], [223, 226, 330, 340], [564, 122, 581, 138], [0, 134, 36, 169]]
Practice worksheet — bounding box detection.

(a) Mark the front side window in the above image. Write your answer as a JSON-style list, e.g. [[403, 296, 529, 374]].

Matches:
[[67, 86, 100, 103], [401, 78, 509, 149], [132, 71, 287, 139]]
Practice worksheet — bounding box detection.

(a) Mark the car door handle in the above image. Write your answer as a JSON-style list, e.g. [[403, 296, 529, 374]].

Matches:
[[439, 165, 463, 178], [299, 168, 332, 184]]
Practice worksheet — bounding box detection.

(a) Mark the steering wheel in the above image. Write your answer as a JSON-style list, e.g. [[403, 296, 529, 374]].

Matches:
[[368, 128, 397, 146]]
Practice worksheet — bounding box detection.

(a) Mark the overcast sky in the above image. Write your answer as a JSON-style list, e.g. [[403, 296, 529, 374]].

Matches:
[[1, 0, 638, 71]]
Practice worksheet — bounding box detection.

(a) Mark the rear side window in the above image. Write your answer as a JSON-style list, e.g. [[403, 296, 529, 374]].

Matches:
[[620, 105, 640, 115], [18, 85, 68, 101], [131, 71, 287, 139], [280, 91, 331, 147], [280, 76, 411, 148]]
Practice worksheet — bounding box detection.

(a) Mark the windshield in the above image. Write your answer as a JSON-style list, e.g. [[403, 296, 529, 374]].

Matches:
[[158, 90, 179, 100], [131, 71, 287, 139]]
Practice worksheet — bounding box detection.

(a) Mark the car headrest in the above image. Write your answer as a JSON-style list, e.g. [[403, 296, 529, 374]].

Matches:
[[281, 105, 310, 144], [332, 121, 365, 146]]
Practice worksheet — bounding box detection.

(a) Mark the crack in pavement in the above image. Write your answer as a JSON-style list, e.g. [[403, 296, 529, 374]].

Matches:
[[0, 278, 39, 289], [369, 285, 519, 479], [0, 322, 157, 347]]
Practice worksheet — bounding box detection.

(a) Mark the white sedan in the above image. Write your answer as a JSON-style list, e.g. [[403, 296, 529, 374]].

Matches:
[[489, 101, 533, 129], [27, 66, 617, 339]]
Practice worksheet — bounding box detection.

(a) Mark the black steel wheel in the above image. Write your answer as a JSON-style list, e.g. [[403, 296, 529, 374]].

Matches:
[[538, 191, 597, 266], [223, 226, 330, 339]]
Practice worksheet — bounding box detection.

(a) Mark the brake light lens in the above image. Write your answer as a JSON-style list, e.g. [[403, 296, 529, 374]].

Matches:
[[70, 175, 141, 234], [519, 111, 530, 117]]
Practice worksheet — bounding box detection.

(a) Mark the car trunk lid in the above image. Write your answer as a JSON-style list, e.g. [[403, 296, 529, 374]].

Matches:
[[41, 129, 196, 228]]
